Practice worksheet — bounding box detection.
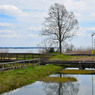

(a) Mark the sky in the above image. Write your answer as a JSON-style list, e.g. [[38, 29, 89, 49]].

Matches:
[[0, 0, 95, 49]]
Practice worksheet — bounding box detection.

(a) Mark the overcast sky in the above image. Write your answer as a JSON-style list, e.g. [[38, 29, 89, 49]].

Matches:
[[0, 0, 95, 49]]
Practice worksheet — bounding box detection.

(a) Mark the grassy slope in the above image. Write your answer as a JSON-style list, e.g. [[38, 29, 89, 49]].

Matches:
[[0, 65, 62, 94]]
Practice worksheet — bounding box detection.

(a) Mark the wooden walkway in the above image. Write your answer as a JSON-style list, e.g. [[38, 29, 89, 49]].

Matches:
[[0, 53, 95, 62], [1, 53, 95, 70], [0, 53, 43, 62], [0, 58, 40, 71], [41, 60, 95, 69]]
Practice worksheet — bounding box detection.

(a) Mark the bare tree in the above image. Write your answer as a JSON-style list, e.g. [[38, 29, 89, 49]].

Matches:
[[38, 38, 56, 53], [66, 44, 75, 53], [41, 3, 78, 54]]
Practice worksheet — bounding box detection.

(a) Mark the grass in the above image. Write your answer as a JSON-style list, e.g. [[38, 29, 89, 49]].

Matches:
[[39, 76, 77, 83], [49, 52, 59, 55], [61, 70, 95, 74], [0, 62, 36, 69], [50, 54, 95, 61], [50, 55, 71, 61], [0, 54, 41, 60], [71, 49, 93, 54], [0, 65, 62, 94]]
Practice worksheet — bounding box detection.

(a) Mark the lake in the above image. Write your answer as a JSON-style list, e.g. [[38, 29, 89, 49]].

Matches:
[[2, 73, 95, 95], [0, 47, 58, 53], [0, 47, 43, 53], [0, 49, 41, 53]]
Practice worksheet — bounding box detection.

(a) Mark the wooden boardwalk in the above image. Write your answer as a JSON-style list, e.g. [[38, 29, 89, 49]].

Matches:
[[41, 60, 95, 69], [0, 58, 40, 71], [1, 53, 95, 70], [0, 53, 95, 62], [0, 53, 43, 62]]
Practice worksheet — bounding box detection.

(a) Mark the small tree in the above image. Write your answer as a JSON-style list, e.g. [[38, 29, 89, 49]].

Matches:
[[66, 44, 75, 53], [49, 47, 55, 53], [41, 3, 78, 54], [37, 39, 55, 53]]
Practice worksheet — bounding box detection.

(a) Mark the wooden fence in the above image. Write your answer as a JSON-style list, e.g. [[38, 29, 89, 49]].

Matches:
[[0, 58, 40, 71], [0, 53, 43, 62], [1, 53, 94, 62]]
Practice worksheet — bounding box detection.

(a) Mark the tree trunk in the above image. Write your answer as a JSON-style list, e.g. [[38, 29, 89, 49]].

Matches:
[[59, 40, 62, 54]]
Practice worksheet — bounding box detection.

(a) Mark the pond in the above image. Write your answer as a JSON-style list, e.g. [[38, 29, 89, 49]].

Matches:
[[2, 74, 95, 95]]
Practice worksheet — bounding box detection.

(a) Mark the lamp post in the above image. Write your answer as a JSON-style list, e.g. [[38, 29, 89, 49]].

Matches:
[[91, 33, 95, 60], [91, 33, 95, 95]]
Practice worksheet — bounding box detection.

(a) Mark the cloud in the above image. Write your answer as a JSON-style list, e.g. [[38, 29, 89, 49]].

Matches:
[[0, 0, 95, 47], [0, 23, 15, 28], [77, 27, 95, 37], [0, 4, 27, 16], [1, 1, 93, 24], [0, 30, 18, 38], [0, 30, 13, 33], [0, 23, 10, 26], [0, 33, 17, 38], [27, 34, 39, 38], [0, 0, 95, 22], [87, 27, 95, 31], [52, 0, 94, 23], [29, 27, 41, 31], [0, 5, 29, 21]]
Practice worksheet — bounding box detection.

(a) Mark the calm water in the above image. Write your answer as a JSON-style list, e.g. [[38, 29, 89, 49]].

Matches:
[[0, 49, 42, 53], [0, 47, 58, 53], [2, 74, 95, 95]]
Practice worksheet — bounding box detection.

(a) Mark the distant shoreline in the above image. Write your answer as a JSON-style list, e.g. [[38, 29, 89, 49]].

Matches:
[[0, 47, 58, 49]]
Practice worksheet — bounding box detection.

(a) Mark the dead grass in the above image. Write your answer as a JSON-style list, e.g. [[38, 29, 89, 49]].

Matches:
[[38, 77, 77, 82], [61, 70, 95, 74], [50, 55, 95, 61], [71, 49, 94, 54]]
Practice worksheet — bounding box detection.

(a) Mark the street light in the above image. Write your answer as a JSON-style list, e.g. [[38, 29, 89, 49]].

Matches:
[[91, 33, 95, 95], [91, 33, 95, 56]]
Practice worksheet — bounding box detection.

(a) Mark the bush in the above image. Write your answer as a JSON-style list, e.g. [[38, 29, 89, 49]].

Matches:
[[49, 47, 55, 53]]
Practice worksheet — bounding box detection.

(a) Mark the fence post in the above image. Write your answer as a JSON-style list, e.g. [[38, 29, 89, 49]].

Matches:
[[24, 54, 26, 60], [40, 54, 43, 62], [32, 54, 34, 59], [34, 60, 36, 66], [3, 54, 5, 61], [17, 63, 19, 68], [23, 61, 25, 67], [37, 60, 40, 66], [1, 53, 2, 62], [16, 54, 18, 60], [8, 54, 10, 60], [10, 63, 12, 68], [2, 64, 5, 69], [29, 61, 30, 66]]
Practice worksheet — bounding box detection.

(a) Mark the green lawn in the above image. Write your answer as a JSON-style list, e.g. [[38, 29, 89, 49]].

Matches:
[[0, 65, 62, 94]]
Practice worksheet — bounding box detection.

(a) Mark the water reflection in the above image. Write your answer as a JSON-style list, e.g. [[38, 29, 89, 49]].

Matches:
[[92, 75, 94, 95], [42, 74, 79, 95], [42, 82, 79, 95], [2, 74, 95, 95]]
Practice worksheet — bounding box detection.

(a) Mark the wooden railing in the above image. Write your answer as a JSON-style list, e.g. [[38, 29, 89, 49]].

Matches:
[[0, 58, 40, 71], [0, 53, 43, 62]]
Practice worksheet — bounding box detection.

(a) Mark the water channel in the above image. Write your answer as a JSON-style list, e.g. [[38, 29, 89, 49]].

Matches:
[[2, 73, 95, 95]]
